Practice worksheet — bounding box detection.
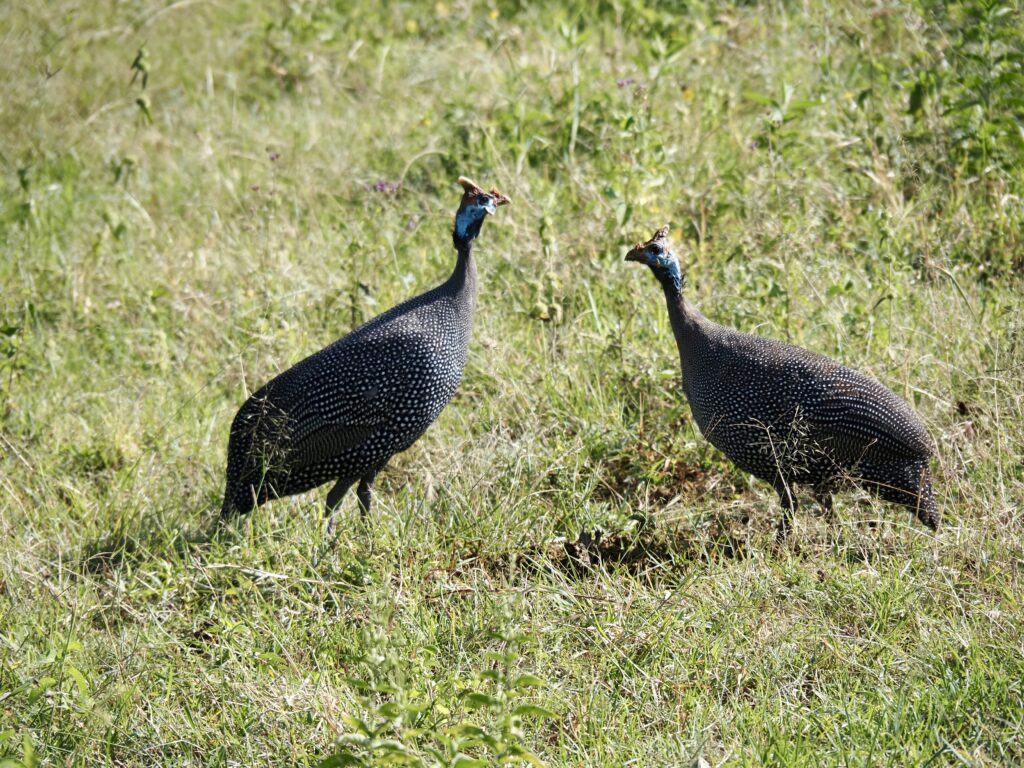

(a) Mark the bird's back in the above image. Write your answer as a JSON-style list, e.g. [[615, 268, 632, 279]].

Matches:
[[265, 285, 471, 409]]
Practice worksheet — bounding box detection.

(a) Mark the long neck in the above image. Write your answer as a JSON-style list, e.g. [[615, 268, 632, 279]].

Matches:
[[658, 272, 709, 386], [446, 238, 478, 311]]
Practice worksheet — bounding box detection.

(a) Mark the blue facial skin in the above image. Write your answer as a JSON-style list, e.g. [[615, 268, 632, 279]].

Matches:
[[454, 195, 496, 243], [636, 242, 683, 293]]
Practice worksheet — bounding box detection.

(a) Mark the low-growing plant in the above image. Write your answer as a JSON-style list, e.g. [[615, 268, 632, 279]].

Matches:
[[319, 612, 555, 768]]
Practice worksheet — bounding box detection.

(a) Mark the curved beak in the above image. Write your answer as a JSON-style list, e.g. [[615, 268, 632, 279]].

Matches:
[[487, 189, 511, 213], [624, 243, 645, 262]]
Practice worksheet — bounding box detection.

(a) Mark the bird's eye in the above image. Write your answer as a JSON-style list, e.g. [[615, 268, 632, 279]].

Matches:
[[649, 244, 663, 256]]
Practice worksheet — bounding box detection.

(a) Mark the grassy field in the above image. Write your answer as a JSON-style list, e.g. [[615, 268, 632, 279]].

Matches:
[[2, 0, 1023, 765]]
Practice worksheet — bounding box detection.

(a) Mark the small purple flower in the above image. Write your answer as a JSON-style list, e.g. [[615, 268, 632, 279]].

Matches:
[[372, 180, 399, 194], [617, 77, 635, 88], [268, 151, 280, 162]]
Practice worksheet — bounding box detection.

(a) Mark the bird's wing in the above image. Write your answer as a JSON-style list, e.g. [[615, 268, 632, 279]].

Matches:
[[799, 365, 933, 464], [287, 380, 392, 469], [254, 327, 433, 470], [289, 422, 378, 469]]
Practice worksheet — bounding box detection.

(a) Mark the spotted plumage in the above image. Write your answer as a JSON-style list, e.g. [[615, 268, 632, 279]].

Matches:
[[220, 176, 510, 519], [626, 227, 939, 540]]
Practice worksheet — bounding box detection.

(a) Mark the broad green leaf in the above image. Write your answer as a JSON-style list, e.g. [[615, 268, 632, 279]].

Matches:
[[742, 90, 776, 107], [340, 713, 372, 736], [66, 664, 89, 700], [512, 674, 546, 689], [463, 692, 499, 709], [317, 754, 364, 768]]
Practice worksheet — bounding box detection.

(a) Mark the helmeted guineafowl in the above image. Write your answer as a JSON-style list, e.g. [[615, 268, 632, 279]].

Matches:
[[625, 226, 938, 541], [220, 176, 510, 519]]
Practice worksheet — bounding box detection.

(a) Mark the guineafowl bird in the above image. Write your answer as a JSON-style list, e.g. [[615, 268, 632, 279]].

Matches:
[[625, 226, 938, 541], [220, 176, 510, 520]]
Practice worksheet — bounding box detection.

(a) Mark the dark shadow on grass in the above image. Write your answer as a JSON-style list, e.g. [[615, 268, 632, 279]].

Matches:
[[466, 518, 747, 581], [76, 508, 233, 576]]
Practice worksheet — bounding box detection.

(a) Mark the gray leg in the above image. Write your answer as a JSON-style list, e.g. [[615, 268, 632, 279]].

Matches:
[[323, 477, 357, 538], [356, 470, 378, 518], [325, 477, 356, 516], [774, 479, 798, 544]]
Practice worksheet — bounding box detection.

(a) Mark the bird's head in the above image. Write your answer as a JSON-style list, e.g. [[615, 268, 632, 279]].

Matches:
[[625, 226, 684, 292], [453, 176, 510, 246]]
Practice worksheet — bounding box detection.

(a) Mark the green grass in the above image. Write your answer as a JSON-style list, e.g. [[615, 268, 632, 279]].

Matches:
[[2, 0, 1023, 765]]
